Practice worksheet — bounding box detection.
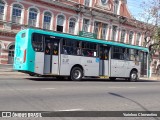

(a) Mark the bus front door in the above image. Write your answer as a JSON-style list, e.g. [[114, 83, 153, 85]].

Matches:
[[44, 37, 59, 75], [99, 46, 110, 76]]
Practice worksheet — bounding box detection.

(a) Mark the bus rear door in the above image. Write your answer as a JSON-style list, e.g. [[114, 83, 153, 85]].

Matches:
[[44, 37, 59, 75], [99, 45, 110, 76]]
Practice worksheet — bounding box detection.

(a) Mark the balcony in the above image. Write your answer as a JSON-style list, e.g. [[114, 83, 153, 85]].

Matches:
[[12, 16, 21, 24], [28, 19, 36, 27], [43, 22, 50, 30], [0, 13, 4, 20]]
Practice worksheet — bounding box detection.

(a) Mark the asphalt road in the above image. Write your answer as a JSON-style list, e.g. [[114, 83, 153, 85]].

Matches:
[[0, 65, 160, 120]]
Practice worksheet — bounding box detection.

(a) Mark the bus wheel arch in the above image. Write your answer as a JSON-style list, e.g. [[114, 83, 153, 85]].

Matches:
[[70, 65, 83, 81], [129, 68, 138, 82]]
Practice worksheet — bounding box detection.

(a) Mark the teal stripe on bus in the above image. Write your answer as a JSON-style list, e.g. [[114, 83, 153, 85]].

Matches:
[[28, 28, 149, 52]]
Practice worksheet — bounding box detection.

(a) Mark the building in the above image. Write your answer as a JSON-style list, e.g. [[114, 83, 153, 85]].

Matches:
[[0, 0, 153, 66]]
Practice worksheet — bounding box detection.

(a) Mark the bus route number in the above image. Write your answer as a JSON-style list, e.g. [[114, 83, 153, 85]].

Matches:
[[62, 59, 69, 64], [87, 60, 92, 63]]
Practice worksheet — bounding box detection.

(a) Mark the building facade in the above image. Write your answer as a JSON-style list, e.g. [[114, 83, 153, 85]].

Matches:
[[0, 0, 151, 66]]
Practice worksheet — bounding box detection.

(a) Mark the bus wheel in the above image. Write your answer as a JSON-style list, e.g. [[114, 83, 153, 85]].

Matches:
[[129, 71, 138, 82], [29, 73, 35, 76], [71, 67, 83, 81]]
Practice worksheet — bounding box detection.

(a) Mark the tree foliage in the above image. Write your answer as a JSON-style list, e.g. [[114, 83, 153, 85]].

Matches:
[[139, 0, 160, 60]]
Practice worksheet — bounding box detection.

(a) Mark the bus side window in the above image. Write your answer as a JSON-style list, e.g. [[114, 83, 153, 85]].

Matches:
[[53, 42, 58, 55], [82, 42, 97, 57], [32, 33, 44, 52], [104, 48, 109, 60], [129, 49, 135, 61], [62, 39, 81, 56], [63, 46, 68, 54], [124, 48, 129, 60], [112, 46, 124, 60]]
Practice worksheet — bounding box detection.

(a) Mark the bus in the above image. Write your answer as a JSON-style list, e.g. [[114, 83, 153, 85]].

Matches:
[[13, 28, 149, 81]]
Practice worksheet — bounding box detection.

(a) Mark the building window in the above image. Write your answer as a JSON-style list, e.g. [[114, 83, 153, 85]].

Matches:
[[28, 8, 38, 27], [82, 18, 90, 32], [129, 31, 133, 44], [12, 4, 22, 24], [84, 0, 90, 6], [93, 21, 99, 34], [101, 23, 108, 40], [0, 0, 5, 20], [136, 33, 141, 46], [120, 29, 126, 43], [0, 44, 1, 56], [113, 0, 119, 14], [101, 0, 108, 5], [8, 44, 15, 64], [43, 12, 52, 30], [112, 25, 117, 41], [69, 18, 76, 34], [57, 15, 65, 32]]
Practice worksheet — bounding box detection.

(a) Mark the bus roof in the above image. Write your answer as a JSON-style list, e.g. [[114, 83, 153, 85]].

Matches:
[[22, 28, 149, 52]]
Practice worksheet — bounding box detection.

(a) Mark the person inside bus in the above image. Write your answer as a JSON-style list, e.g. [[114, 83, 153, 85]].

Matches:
[[63, 46, 68, 54], [77, 48, 80, 55], [45, 43, 51, 55], [87, 50, 93, 57], [104, 49, 108, 60], [53, 42, 58, 55]]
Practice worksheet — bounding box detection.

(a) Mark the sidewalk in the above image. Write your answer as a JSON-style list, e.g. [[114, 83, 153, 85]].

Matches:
[[0, 64, 27, 75], [140, 76, 160, 81]]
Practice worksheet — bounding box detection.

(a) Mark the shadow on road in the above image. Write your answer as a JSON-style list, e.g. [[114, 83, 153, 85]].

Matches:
[[108, 92, 159, 120], [25, 77, 160, 82]]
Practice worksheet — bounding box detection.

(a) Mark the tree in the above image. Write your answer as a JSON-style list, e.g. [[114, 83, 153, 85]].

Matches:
[[139, 0, 160, 61], [135, 0, 160, 75]]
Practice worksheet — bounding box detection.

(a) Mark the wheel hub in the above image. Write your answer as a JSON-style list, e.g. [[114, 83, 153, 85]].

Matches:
[[131, 74, 136, 79], [73, 70, 81, 79]]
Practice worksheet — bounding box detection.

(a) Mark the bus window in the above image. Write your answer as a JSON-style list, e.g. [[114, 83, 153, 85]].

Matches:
[[21, 33, 26, 38], [82, 42, 97, 57], [100, 47, 109, 60], [129, 49, 135, 61], [53, 41, 58, 55], [112, 47, 124, 60], [32, 33, 44, 52], [62, 39, 81, 56], [45, 43, 51, 55], [124, 48, 129, 60]]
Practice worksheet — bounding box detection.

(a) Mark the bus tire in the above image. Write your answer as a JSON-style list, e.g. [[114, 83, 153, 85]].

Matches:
[[129, 71, 138, 82], [29, 73, 35, 76], [70, 67, 83, 81]]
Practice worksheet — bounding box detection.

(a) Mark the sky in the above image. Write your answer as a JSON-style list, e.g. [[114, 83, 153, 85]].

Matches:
[[127, 0, 144, 20]]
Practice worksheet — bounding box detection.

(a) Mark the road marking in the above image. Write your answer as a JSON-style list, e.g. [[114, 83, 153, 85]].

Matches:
[[57, 109, 83, 111], [0, 88, 56, 91], [41, 88, 56, 90], [108, 86, 136, 89]]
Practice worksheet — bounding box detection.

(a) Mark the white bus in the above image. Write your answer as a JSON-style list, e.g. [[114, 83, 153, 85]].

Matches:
[[14, 28, 149, 81]]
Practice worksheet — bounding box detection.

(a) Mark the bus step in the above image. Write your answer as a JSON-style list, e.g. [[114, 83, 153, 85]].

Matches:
[[99, 76, 109, 79]]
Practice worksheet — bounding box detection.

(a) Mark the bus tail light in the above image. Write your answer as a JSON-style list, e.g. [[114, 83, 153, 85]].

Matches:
[[23, 49, 26, 63]]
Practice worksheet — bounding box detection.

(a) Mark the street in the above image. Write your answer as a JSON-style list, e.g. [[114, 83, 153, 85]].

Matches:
[[0, 65, 160, 120]]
